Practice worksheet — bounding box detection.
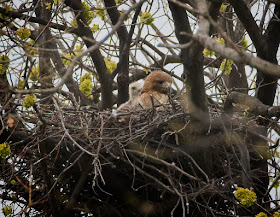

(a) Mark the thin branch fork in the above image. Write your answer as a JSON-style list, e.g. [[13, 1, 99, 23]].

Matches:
[[53, 97, 95, 156], [125, 149, 206, 184], [7, 0, 148, 98], [0, 7, 78, 34], [164, 0, 280, 78], [190, 33, 280, 78], [14, 173, 48, 214]]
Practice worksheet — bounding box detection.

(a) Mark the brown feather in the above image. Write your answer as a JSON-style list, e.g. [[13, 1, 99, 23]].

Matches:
[[140, 70, 173, 108], [142, 70, 173, 94]]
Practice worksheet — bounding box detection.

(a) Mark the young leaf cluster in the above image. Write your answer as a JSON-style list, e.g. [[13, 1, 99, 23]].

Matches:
[[0, 142, 11, 158], [234, 187, 257, 207]]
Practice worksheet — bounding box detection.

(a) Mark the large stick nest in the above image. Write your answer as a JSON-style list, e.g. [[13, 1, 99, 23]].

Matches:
[[1, 97, 270, 216]]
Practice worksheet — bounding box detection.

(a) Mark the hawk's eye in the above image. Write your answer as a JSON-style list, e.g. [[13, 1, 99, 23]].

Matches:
[[157, 81, 164, 84], [131, 87, 136, 90]]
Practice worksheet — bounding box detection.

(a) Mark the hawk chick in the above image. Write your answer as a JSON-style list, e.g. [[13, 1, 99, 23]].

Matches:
[[116, 82, 143, 113], [140, 70, 173, 109]]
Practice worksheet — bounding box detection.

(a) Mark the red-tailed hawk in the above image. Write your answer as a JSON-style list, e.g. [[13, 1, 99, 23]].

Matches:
[[140, 70, 173, 109], [116, 82, 143, 113]]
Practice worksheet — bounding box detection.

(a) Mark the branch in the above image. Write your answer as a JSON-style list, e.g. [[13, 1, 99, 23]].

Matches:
[[64, 0, 113, 109], [48, 45, 93, 106], [125, 149, 205, 183], [104, 0, 128, 49], [63, 156, 92, 214], [224, 91, 280, 118], [0, 7, 78, 34], [104, 0, 130, 105], [35, 2, 55, 104], [168, 0, 192, 44], [8, 0, 147, 98], [190, 33, 280, 78], [228, 0, 265, 53], [226, 1, 279, 106], [3, 5, 92, 105], [265, 4, 280, 61], [255, 4, 280, 106], [168, 0, 208, 113], [34, 25, 93, 105]]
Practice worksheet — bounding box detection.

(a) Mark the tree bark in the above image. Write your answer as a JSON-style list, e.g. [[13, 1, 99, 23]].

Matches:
[[105, 0, 130, 106], [229, 0, 280, 106], [64, 0, 113, 109], [168, 0, 208, 113]]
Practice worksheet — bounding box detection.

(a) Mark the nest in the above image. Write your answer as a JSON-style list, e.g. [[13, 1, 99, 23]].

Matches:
[[2, 101, 268, 216]]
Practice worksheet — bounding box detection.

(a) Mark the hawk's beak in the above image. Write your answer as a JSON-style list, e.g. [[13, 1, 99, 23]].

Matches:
[[163, 81, 172, 88]]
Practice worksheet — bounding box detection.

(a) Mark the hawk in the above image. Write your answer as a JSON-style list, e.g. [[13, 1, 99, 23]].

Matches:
[[140, 70, 173, 109], [116, 82, 143, 113]]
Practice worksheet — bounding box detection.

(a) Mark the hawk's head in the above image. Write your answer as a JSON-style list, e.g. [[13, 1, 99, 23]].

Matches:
[[129, 82, 142, 99], [142, 70, 173, 94]]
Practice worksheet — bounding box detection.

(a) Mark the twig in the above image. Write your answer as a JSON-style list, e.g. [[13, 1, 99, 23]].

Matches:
[[53, 97, 94, 156], [125, 149, 205, 183]]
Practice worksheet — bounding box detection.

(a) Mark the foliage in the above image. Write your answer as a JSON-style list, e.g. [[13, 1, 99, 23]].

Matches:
[[62, 46, 83, 66], [203, 47, 215, 57], [2, 205, 12, 216], [91, 24, 99, 33], [71, 1, 95, 26], [53, 0, 62, 4], [16, 27, 31, 40], [62, 52, 75, 66], [0, 4, 11, 18], [240, 38, 248, 49], [81, 1, 96, 24], [0, 0, 280, 216], [0, 55, 10, 75], [256, 212, 268, 217], [79, 76, 93, 97], [203, 38, 224, 57], [0, 142, 10, 158], [30, 65, 39, 81], [140, 12, 154, 25], [80, 73, 93, 83], [220, 59, 234, 75], [22, 95, 36, 108], [45, 2, 51, 10], [235, 187, 257, 207], [104, 57, 117, 73], [24, 40, 38, 57], [18, 79, 24, 89], [220, 4, 228, 12], [216, 37, 225, 45], [96, 5, 106, 21]]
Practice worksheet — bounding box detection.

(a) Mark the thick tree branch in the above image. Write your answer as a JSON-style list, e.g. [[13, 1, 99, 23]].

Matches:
[[224, 92, 280, 118], [49, 45, 93, 106], [168, 0, 208, 112], [64, 0, 113, 109], [104, 0, 130, 105], [208, 0, 221, 35], [168, 1, 192, 44], [104, 0, 128, 50], [63, 155, 92, 215], [255, 4, 280, 106], [219, 3, 248, 93], [32, 3, 60, 214], [229, 0, 279, 106], [35, 1, 54, 105], [191, 33, 280, 78], [228, 0, 265, 53], [265, 4, 280, 60]]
